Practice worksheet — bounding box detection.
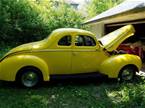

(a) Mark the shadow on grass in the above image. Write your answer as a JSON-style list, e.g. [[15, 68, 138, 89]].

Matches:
[[0, 75, 144, 108], [0, 75, 110, 88], [0, 74, 144, 89]]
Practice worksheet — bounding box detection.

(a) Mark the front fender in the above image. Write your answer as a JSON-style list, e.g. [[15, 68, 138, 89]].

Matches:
[[0, 54, 49, 81], [99, 54, 142, 78]]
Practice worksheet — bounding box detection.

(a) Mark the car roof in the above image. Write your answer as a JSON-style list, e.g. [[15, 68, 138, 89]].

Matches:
[[52, 28, 95, 36]]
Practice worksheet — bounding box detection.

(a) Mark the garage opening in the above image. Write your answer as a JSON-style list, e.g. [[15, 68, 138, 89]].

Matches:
[[105, 21, 145, 62]]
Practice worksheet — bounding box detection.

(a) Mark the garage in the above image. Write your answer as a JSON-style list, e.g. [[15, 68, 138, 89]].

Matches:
[[84, 0, 145, 61]]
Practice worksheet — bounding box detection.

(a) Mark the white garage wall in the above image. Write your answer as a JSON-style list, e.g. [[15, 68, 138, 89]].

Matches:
[[89, 22, 105, 39]]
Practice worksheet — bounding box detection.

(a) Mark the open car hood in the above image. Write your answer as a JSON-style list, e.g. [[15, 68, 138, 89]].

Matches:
[[99, 25, 135, 52]]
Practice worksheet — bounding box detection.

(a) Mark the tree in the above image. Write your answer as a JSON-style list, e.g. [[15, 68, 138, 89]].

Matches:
[[0, 0, 83, 45], [87, 0, 124, 17]]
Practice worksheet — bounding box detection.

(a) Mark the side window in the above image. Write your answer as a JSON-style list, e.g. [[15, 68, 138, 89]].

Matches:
[[75, 36, 85, 46], [58, 36, 71, 46], [75, 35, 96, 46], [85, 36, 96, 46]]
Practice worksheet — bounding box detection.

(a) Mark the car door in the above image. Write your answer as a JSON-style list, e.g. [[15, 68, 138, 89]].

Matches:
[[45, 35, 72, 75], [71, 35, 107, 74]]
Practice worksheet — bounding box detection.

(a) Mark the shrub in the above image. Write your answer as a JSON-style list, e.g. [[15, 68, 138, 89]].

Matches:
[[0, 0, 83, 45]]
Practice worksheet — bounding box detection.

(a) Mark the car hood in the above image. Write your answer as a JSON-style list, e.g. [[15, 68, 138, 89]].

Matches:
[[99, 25, 135, 52]]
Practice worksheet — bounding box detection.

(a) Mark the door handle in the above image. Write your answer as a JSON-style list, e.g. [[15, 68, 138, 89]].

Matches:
[[72, 52, 77, 56]]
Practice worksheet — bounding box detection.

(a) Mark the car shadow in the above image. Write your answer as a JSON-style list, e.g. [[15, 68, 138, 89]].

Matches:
[[0, 74, 144, 108], [0, 76, 113, 89], [0, 74, 144, 89]]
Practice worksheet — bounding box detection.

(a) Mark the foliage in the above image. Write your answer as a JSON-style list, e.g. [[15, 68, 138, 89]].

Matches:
[[0, 44, 12, 58], [0, 0, 83, 45], [87, 0, 124, 17]]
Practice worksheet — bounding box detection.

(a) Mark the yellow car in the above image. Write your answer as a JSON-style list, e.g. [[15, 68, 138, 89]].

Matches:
[[0, 25, 142, 87]]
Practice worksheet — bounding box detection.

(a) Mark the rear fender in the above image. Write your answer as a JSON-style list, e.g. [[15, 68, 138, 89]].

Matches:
[[0, 54, 49, 81], [99, 54, 142, 78]]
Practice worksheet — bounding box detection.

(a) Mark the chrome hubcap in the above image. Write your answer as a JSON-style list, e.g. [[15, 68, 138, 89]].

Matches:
[[121, 69, 133, 81], [22, 71, 38, 87]]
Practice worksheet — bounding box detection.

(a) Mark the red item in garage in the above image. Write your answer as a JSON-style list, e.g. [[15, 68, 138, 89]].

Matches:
[[117, 44, 143, 59]]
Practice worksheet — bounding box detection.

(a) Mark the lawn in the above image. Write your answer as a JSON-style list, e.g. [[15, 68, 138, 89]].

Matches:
[[0, 47, 145, 108]]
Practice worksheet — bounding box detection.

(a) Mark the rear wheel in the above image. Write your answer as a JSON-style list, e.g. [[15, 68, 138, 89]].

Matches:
[[118, 66, 137, 82], [17, 67, 42, 88]]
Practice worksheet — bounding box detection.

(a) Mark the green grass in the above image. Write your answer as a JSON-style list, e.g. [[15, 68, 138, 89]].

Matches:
[[0, 46, 145, 108], [0, 79, 145, 108]]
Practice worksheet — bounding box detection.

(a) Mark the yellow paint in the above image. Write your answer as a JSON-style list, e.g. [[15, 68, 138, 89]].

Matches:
[[99, 25, 135, 51], [0, 25, 142, 81], [99, 54, 142, 78]]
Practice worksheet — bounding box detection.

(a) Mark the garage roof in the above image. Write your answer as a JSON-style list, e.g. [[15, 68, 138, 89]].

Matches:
[[84, 0, 145, 25]]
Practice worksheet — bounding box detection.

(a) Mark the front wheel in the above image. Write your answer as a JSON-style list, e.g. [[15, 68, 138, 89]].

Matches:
[[17, 67, 42, 88], [118, 66, 137, 82]]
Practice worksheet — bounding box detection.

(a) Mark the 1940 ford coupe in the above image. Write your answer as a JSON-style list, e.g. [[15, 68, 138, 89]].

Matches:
[[0, 25, 142, 87]]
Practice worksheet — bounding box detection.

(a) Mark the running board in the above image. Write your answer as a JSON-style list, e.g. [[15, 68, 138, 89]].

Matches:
[[50, 72, 108, 80]]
